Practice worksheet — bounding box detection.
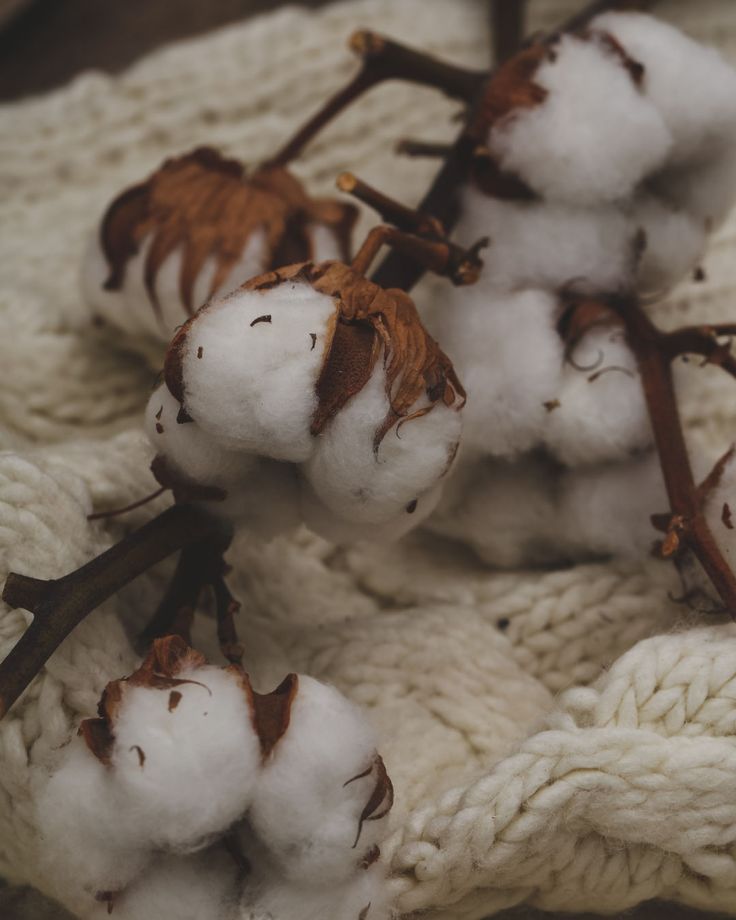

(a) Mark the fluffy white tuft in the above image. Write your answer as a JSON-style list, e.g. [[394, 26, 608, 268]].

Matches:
[[178, 282, 335, 462], [631, 193, 707, 294], [595, 12, 736, 227], [425, 284, 563, 458], [239, 860, 390, 920], [247, 675, 385, 884], [109, 666, 261, 852], [488, 32, 671, 205], [145, 384, 302, 536], [37, 740, 151, 897], [543, 325, 652, 466], [452, 189, 637, 294], [302, 365, 460, 535], [428, 451, 666, 566], [84, 849, 239, 920]]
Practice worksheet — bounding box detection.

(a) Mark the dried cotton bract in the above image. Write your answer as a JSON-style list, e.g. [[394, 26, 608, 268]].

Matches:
[[36, 637, 395, 920], [148, 259, 464, 542], [82, 147, 357, 346]]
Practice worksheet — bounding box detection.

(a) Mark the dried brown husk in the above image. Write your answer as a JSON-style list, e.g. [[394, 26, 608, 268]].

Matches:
[[99, 146, 358, 320], [242, 261, 466, 449]]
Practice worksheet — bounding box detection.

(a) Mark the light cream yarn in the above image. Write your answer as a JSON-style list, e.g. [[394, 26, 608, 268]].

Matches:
[[2, 0, 736, 916]]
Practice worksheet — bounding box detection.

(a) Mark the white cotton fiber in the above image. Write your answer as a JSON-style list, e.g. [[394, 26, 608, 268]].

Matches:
[[595, 12, 736, 228], [248, 675, 387, 884], [427, 451, 666, 566], [145, 384, 301, 536], [594, 12, 736, 169], [487, 32, 671, 205], [109, 666, 261, 851], [178, 282, 336, 462], [240, 864, 390, 920], [302, 364, 460, 531], [85, 849, 239, 920], [631, 193, 707, 295], [426, 453, 561, 567], [426, 284, 562, 458], [543, 325, 652, 466], [560, 451, 667, 558], [453, 188, 638, 294], [703, 450, 736, 570], [37, 740, 151, 897], [82, 228, 268, 345]]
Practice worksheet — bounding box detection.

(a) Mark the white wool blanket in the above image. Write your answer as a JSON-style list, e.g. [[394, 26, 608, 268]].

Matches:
[[2, 0, 736, 916]]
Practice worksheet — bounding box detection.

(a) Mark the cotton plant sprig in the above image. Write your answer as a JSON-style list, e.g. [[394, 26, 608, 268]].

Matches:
[[38, 636, 394, 920], [0, 182, 483, 718], [82, 33, 485, 346]]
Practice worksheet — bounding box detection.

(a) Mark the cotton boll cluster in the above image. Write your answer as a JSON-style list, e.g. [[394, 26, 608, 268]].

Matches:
[[424, 14, 736, 567], [81, 147, 357, 347], [148, 259, 464, 545], [38, 637, 395, 920]]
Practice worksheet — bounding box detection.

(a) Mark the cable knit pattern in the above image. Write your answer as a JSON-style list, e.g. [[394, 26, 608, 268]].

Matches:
[[2, 0, 736, 917]]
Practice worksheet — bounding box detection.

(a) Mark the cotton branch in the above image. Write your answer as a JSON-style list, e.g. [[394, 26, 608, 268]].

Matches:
[[266, 30, 485, 168], [0, 505, 233, 718], [618, 299, 736, 613], [491, 0, 528, 64]]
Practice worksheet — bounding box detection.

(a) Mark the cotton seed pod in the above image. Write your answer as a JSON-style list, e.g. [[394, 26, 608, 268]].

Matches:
[[467, 29, 670, 205], [245, 674, 393, 885], [78, 636, 262, 853], [82, 147, 358, 345], [594, 12, 736, 228], [152, 259, 464, 540]]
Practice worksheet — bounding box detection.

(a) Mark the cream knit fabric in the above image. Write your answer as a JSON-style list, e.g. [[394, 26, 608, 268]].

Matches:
[[2, 0, 736, 916]]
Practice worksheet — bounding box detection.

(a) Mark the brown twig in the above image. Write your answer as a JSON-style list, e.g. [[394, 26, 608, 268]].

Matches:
[[266, 30, 485, 168], [337, 171, 445, 238], [617, 298, 736, 614], [395, 138, 454, 159], [491, 0, 528, 64], [0, 505, 232, 718]]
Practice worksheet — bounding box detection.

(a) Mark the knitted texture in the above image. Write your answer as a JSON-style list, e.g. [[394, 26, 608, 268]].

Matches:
[[2, 0, 736, 916]]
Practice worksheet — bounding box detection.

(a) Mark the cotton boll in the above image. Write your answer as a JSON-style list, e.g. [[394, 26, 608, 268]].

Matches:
[[631, 194, 707, 294], [427, 283, 563, 458], [301, 364, 460, 535], [543, 326, 652, 466], [248, 675, 390, 884], [487, 33, 671, 205], [37, 740, 152, 898], [703, 451, 736, 570], [240, 864, 391, 920], [426, 453, 562, 567], [451, 189, 637, 298], [594, 13, 736, 169], [145, 384, 301, 536], [85, 849, 239, 920], [174, 283, 336, 462], [650, 153, 736, 232], [560, 451, 666, 558], [110, 666, 261, 851]]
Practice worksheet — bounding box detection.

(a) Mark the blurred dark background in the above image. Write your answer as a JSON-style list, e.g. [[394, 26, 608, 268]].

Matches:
[[0, 0, 334, 101]]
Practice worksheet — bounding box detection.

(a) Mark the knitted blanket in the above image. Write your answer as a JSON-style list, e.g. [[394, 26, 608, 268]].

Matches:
[[2, 0, 736, 916]]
